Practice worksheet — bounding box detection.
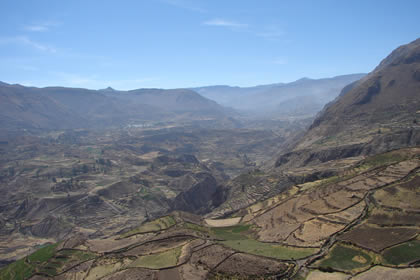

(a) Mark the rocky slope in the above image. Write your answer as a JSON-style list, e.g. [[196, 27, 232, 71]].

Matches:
[[275, 38, 420, 170]]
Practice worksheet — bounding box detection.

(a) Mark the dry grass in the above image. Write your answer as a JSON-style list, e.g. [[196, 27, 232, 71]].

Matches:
[[306, 270, 350, 280], [338, 224, 418, 252], [121, 216, 176, 237], [352, 266, 420, 280], [205, 218, 241, 227], [129, 246, 183, 269]]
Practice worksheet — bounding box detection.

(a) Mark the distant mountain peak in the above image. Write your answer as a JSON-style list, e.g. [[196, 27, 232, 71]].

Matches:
[[296, 77, 311, 82], [100, 86, 116, 92]]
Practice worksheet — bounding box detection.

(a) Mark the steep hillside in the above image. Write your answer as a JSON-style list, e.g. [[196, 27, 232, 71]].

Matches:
[[209, 37, 420, 220], [275, 38, 420, 169]]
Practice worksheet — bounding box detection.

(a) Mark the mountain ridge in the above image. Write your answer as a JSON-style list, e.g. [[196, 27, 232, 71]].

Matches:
[[193, 73, 366, 117], [0, 82, 228, 131], [274, 38, 420, 169]]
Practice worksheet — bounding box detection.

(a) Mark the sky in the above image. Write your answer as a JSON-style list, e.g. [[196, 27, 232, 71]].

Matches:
[[0, 0, 419, 90]]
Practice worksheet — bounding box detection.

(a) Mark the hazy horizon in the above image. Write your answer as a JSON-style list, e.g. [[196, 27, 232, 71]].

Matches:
[[0, 72, 366, 91], [1, 0, 419, 90]]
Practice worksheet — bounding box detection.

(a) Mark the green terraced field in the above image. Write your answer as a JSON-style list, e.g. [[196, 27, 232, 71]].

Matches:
[[121, 215, 176, 237], [211, 224, 251, 240], [206, 224, 316, 260], [183, 223, 317, 260], [317, 244, 373, 272], [0, 243, 58, 280], [222, 239, 317, 260], [39, 249, 97, 275], [129, 246, 182, 269], [383, 240, 420, 265]]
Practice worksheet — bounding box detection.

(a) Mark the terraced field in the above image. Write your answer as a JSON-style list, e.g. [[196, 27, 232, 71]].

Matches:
[[315, 243, 374, 273], [382, 239, 420, 265], [2, 148, 420, 279], [0, 243, 58, 280], [120, 215, 176, 237]]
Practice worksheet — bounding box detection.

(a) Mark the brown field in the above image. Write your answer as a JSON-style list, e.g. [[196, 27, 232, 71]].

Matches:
[[86, 233, 156, 253], [122, 236, 192, 257], [212, 253, 290, 277], [398, 174, 420, 191], [338, 224, 419, 252], [54, 259, 95, 280], [179, 263, 208, 280], [189, 244, 235, 270], [253, 159, 419, 247], [158, 268, 181, 280], [323, 201, 366, 224], [252, 183, 362, 245], [85, 257, 133, 280], [102, 268, 156, 280], [374, 174, 420, 212], [352, 266, 420, 280], [367, 207, 420, 226], [287, 218, 345, 247], [306, 270, 350, 280], [205, 218, 241, 227]]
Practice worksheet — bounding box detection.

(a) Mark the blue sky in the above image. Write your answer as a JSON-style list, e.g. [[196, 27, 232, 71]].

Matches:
[[0, 0, 419, 89]]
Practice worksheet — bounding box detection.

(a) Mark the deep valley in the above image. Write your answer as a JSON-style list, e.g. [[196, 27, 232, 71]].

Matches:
[[0, 11, 420, 280]]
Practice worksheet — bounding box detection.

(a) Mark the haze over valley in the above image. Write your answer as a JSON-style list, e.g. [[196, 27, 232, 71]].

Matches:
[[1, 1, 420, 279]]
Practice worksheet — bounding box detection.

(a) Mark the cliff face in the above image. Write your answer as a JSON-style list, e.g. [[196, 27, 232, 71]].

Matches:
[[275, 129, 420, 168]]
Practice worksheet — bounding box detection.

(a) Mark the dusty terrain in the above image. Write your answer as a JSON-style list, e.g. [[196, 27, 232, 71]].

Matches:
[[0, 119, 307, 265], [2, 147, 420, 279]]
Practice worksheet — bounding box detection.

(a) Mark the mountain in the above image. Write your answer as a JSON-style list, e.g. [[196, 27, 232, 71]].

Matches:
[[193, 74, 365, 117], [103, 88, 225, 117], [2, 38, 420, 280], [275, 38, 420, 169], [209, 38, 420, 220], [0, 83, 228, 131]]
